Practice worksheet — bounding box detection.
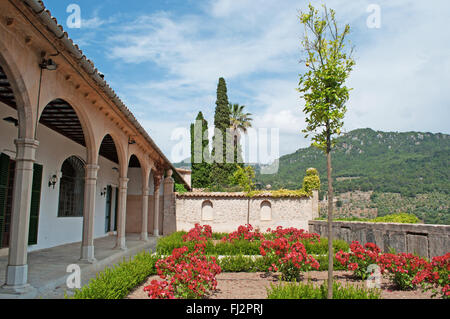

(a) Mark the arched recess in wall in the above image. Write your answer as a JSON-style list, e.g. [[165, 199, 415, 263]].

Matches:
[[125, 154, 143, 234], [98, 134, 121, 233], [0, 44, 34, 139], [260, 200, 272, 221], [37, 98, 95, 163], [201, 200, 214, 221], [0, 56, 34, 248], [58, 156, 85, 217]]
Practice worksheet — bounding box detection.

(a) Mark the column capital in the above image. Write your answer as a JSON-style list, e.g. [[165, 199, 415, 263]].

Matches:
[[14, 138, 40, 147], [85, 164, 100, 171], [142, 186, 150, 195], [14, 138, 39, 162], [119, 177, 129, 190], [85, 164, 99, 180]]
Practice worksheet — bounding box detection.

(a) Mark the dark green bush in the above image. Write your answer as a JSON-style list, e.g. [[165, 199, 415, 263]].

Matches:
[[70, 251, 158, 299], [217, 255, 274, 272]]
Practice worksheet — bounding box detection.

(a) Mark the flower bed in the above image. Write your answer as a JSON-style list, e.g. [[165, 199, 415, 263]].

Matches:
[[336, 241, 449, 298], [144, 243, 221, 299]]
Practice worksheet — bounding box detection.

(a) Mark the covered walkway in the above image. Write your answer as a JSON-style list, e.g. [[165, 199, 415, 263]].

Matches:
[[0, 234, 158, 299]]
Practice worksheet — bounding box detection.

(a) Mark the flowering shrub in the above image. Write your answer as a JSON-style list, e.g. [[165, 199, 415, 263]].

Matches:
[[144, 243, 221, 299], [413, 253, 450, 298], [335, 241, 381, 280], [260, 237, 319, 281], [268, 226, 320, 244], [222, 224, 264, 242], [377, 252, 429, 290], [182, 223, 212, 242]]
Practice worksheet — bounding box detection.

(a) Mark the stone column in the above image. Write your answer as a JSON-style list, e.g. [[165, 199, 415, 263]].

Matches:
[[163, 170, 176, 235], [115, 177, 129, 250], [80, 164, 99, 263], [153, 174, 162, 236], [140, 186, 149, 241], [3, 138, 39, 293]]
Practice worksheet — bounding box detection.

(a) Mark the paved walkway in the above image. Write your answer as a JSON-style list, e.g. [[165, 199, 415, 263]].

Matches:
[[0, 234, 158, 299]]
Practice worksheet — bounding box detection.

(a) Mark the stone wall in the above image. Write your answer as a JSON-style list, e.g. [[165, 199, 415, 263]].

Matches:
[[175, 191, 319, 233], [308, 220, 450, 259]]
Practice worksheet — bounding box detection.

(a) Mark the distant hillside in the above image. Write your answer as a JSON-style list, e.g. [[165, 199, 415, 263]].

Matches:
[[255, 128, 450, 197]]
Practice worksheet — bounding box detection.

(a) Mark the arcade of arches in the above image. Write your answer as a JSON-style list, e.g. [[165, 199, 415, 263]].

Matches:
[[0, 0, 189, 294]]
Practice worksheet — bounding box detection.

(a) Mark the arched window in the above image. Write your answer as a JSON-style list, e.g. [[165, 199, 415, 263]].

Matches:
[[58, 156, 85, 217], [201, 200, 213, 221], [260, 201, 272, 221]]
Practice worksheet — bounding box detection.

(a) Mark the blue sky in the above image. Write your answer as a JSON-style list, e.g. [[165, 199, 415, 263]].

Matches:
[[43, 0, 450, 162]]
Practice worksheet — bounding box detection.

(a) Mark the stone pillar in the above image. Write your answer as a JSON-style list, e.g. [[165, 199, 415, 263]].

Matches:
[[163, 170, 176, 235], [312, 190, 319, 219], [115, 177, 129, 250], [3, 138, 39, 293], [140, 186, 149, 241], [80, 164, 99, 263], [153, 174, 162, 236]]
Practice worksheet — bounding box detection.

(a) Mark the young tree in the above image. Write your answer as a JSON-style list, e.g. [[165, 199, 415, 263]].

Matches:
[[190, 111, 211, 188], [298, 4, 355, 299]]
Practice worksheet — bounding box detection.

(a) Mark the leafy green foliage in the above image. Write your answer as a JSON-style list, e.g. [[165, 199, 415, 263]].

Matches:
[[256, 129, 450, 196], [70, 251, 158, 299], [267, 280, 381, 299], [298, 4, 354, 152], [190, 112, 211, 188], [174, 183, 187, 194], [229, 103, 253, 165], [255, 129, 450, 224], [302, 168, 320, 192], [210, 77, 239, 188], [316, 212, 420, 224], [229, 166, 256, 192]]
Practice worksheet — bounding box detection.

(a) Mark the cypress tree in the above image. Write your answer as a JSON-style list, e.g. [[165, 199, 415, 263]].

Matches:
[[190, 111, 211, 188], [210, 77, 238, 188]]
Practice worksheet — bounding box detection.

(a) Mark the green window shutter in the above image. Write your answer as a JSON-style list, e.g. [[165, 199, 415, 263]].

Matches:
[[28, 163, 43, 245], [0, 153, 11, 248]]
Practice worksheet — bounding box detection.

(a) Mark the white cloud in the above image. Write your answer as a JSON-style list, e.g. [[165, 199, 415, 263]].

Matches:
[[97, 0, 450, 161]]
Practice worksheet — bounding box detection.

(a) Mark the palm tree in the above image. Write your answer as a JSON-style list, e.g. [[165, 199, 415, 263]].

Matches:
[[228, 103, 253, 164]]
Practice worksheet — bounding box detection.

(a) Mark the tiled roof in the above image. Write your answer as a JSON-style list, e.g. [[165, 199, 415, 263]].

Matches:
[[21, 0, 189, 189]]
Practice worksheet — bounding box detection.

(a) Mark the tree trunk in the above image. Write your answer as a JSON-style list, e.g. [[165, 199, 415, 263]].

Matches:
[[327, 142, 334, 299]]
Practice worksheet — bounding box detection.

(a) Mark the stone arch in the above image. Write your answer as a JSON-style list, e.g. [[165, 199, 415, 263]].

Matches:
[[97, 132, 127, 174], [0, 41, 34, 139], [37, 97, 96, 164], [260, 200, 272, 221], [201, 200, 214, 221]]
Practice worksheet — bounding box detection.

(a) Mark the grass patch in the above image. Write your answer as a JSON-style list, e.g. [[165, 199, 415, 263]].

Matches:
[[267, 280, 381, 299], [69, 250, 158, 299]]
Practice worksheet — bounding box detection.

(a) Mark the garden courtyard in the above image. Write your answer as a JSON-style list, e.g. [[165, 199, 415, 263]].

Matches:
[[70, 224, 449, 300]]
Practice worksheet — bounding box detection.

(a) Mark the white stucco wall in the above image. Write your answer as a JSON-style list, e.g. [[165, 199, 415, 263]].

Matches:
[[175, 191, 319, 233], [0, 102, 120, 251]]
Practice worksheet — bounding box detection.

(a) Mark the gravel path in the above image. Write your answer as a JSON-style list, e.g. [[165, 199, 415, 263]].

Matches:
[[127, 270, 435, 299]]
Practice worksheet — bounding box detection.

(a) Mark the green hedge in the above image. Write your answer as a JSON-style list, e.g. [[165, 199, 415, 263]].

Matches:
[[267, 281, 381, 299], [70, 251, 158, 299], [156, 232, 349, 256], [315, 212, 420, 224], [216, 254, 346, 273]]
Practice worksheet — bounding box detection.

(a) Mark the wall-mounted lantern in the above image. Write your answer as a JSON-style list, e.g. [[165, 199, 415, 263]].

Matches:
[[101, 187, 107, 197], [48, 174, 58, 189]]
